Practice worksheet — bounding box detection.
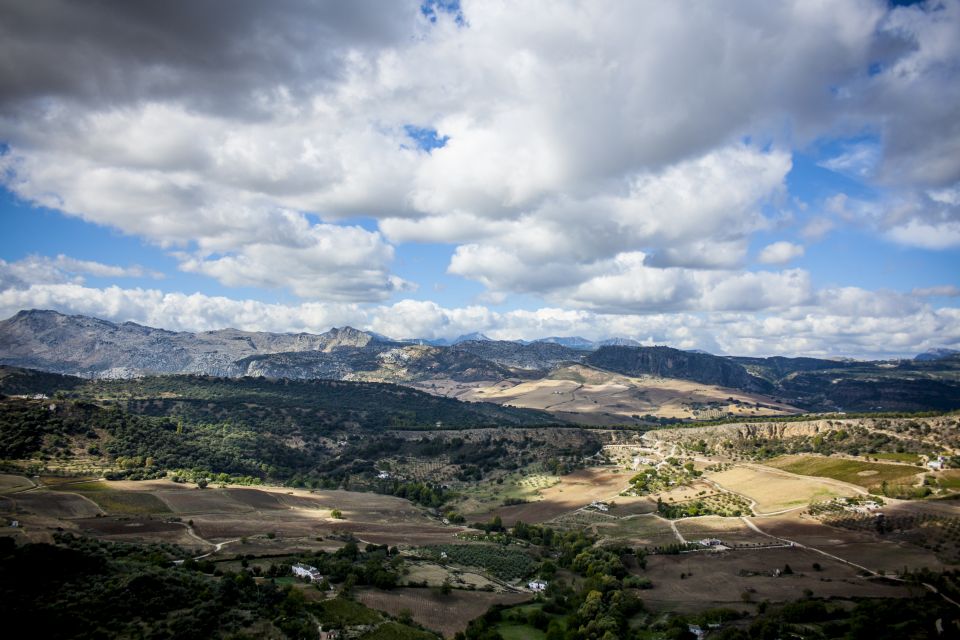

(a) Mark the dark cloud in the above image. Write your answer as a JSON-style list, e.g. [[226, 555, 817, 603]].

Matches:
[[0, 0, 420, 115]]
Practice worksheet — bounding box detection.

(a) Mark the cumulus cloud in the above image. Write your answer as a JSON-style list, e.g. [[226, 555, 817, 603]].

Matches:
[[757, 241, 805, 264], [0, 0, 957, 352], [0, 254, 161, 291]]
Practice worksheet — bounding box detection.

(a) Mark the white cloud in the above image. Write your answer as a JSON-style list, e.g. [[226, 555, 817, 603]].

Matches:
[[1, 283, 957, 360], [757, 241, 805, 265], [885, 219, 960, 250], [0, 255, 161, 290], [0, 0, 957, 353], [818, 143, 880, 179], [912, 285, 960, 297]]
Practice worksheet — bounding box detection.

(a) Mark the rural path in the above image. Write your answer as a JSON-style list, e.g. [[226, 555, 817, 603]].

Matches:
[[168, 520, 240, 560], [666, 517, 687, 545], [741, 516, 960, 610]]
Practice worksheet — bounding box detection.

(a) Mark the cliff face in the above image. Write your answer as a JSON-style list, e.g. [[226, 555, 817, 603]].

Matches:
[[585, 345, 773, 393], [451, 340, 585, 371], [646, 419, 846, 444]]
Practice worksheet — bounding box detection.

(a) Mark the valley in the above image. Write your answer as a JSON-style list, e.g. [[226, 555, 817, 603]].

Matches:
[[2, 312, 960, 638]]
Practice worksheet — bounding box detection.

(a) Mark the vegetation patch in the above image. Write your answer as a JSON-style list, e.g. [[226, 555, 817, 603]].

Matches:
[[656, 492, 753, 519], [83, 491, 171, 514], [765, 455, 920, 491], [420, 544, 536, 582], [313, 597, 384, 626]]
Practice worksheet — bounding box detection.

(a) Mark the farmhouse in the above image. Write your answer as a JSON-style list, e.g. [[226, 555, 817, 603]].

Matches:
[[528, 580, 548, 592], [292, 563, 323, 582], [377, 471, 391, 479], [589, 501, 610, 512], [928, 456, 948, 470], [699, 538, 723, 547]]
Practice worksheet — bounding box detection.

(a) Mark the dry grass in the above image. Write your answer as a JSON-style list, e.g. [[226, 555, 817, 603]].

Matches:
[[672, 516, 769, 546], [0, 473, 34, 494], [1, 490, 103, 518], [469, 468, 629, 525], [459, 365, 798, 422], [709, 465, 858, 513]]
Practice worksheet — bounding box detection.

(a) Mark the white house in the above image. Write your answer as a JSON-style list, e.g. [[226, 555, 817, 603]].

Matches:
[[377, 471, 391, 480], [589, 501, 610, 512], [528, 580, 548, 592], [699, 538, 722, 547], [928, 456, 948, 470], [292, 563, 323, 582]]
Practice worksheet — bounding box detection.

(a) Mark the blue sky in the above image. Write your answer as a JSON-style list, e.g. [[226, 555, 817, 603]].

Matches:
[[0, 0, 958, 357]]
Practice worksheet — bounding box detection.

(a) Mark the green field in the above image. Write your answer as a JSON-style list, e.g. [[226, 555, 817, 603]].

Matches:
[[871, 453, 922, 464], [83, 490, 171, 514], [765, 455, 921, 491], [50, 481, 110, 492], [496, 624, 546, 640]]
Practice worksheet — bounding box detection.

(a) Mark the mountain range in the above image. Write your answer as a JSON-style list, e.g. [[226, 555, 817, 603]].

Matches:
[[2, 309, 959, 413]]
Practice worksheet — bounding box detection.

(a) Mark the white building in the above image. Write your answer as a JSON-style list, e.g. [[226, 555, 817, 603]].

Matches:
[[377, 471, 391, 479], [292, 563, 323, 582], [589, 501, 610, 512], [699, 538, 722, 547], [528, 580, 548, 592], [928, 456, 948, 470]]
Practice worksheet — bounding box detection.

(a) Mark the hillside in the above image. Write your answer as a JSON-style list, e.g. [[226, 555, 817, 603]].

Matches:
[[3, 310, 960, 416], [586, 345, 773, 393]]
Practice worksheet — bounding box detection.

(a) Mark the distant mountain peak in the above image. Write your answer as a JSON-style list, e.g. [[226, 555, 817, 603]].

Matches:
[[452, 332, 492, 344], [915, 348, 960, 361], [533, 336, 596, 350]]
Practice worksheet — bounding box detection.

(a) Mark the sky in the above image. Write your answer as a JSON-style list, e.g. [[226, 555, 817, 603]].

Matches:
[[0, 0, 958, 358]]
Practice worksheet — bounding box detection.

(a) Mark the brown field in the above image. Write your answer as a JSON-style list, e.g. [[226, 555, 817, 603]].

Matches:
[[0, 474, 462, 553], [357, 588, 531, 638], [226, 488, 290, 510], [608, 494, 658, 516], [469, 468, 630, 525], [459, 365, 799, 422], [639, 546, 916, 612], [75, 516, 183, 536], [709, 465, 860, 513], [674, 516, 774, 546], [1, 490, 103, 518], [750, 510, 952, 573], [157, 489, 253, 514]]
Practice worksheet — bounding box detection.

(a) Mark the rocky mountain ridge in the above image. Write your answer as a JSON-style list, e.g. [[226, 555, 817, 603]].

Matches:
[[2, 310, 959, 413]]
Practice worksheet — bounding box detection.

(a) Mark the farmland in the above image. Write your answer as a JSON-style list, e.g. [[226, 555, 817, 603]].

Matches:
[[764, 455, 922, 492], [459, 364, 800, 423], [708, 464, 860, 513], [1, 367, 958, 639]]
